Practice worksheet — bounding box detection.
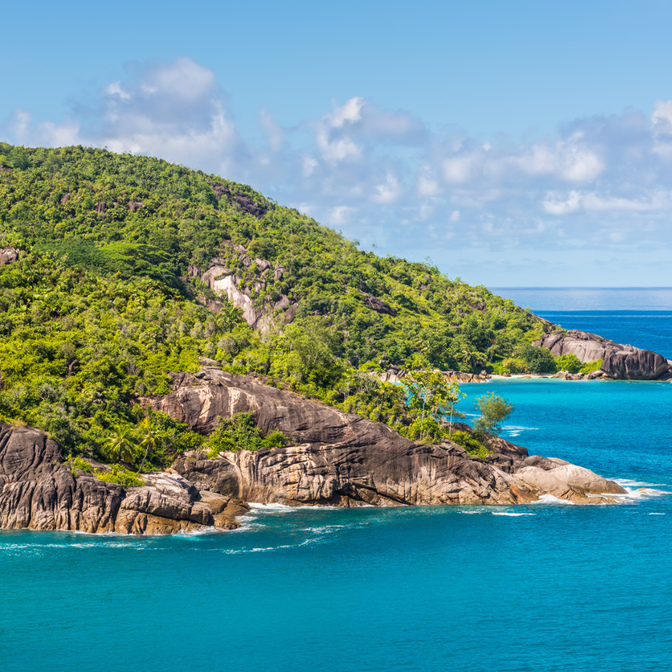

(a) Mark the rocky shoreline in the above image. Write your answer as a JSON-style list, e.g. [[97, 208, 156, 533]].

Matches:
[[0, 369, 628, 535]]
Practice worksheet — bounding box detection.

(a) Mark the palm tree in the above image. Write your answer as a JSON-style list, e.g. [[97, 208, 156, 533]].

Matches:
[[137, 419, 161, 473], [105, 424, 136, 465]]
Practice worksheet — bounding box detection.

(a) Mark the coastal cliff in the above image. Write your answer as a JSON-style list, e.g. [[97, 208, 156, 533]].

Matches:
[[0, 370, 625, 534]]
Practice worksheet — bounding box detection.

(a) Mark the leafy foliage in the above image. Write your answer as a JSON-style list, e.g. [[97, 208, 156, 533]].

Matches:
[[204, 413, 288, 456], [555, 353, 583, 373], [94, 464, 145, 488], [450, 430, 492, 459], [473, 393, 514, 439]]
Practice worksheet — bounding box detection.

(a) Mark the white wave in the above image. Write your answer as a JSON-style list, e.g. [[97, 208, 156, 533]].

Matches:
[[648, 512, 666, 515], [534, 494, 576, 505], [459, 510, 483, 515], [247, 502, 295, 510], [247, 502, 338, 512], [221, 537, 317, 554], [619, 487, 672, 500], [302, 525, 347, 534], [615, 478, 667, 488], [492, 511, 535, 517]]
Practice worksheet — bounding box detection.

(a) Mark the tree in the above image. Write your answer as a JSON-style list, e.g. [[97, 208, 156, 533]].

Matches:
[[405, 367, 464, 441], [473, 393, 513, 440], [137, 418, 161, 473], [104, 424, 136, 464]]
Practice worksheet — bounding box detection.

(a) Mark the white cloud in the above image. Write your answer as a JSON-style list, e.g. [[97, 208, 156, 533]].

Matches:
[[4, 57, 672, 276]]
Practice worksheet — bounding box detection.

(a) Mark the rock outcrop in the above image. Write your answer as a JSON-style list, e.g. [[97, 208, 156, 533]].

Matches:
[[150, 369, 625, 507], [0, 423, 247, 534], [535, 329, 670, 380], [0, 247, 19, 265], [0, 370, 629, 535]]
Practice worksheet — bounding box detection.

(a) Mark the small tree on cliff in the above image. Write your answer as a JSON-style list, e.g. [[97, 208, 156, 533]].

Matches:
[[473, 393, 513, 441], [405, 367, 464, 441]]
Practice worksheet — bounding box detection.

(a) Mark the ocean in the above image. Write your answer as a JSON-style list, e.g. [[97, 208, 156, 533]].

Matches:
[[1, 289, 671, 672]]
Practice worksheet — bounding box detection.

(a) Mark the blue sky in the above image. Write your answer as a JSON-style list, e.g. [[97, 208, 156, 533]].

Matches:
[[2, 0, 672, 287]]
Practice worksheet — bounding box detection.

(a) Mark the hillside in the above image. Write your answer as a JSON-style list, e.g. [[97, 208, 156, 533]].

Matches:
[[0, 143, 562, 464]]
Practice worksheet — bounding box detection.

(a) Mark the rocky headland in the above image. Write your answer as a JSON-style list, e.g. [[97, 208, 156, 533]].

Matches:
[[0, 369, 626, 535]]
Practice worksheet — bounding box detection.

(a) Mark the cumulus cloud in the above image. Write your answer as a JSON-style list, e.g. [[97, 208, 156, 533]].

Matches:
[[4, 56, 672, 272]]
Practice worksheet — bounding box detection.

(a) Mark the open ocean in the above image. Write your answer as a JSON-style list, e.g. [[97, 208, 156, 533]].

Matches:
[[2, 289, 671, 672]]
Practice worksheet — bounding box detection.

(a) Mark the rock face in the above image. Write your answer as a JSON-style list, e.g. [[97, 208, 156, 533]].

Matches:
[[0, 423, 247, 534], [197, 246, 297, 333], [535, 329, 670, 380], [151, 369, 626, 507]]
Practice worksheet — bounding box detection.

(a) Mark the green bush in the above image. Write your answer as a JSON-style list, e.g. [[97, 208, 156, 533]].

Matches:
[[94, 464, 145, 488], [580, 359, 603, 374], [69, 456, 92, 474], [496, 357, 527, 374], [400, 416, 442, 443], [555, 353, 582, 373], [450, 429, 492, 458], [204, 412, 289, 456], [516, 344, 557, 373]]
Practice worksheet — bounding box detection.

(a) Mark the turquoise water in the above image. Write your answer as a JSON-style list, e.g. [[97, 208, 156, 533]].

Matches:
[[2, 295, 672, 672]]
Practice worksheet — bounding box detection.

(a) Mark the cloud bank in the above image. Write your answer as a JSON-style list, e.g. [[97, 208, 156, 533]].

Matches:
[[4, 57, 672, 284]]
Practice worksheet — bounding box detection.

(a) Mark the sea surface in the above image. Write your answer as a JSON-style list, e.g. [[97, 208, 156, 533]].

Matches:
[[2, 290, 672, 672]]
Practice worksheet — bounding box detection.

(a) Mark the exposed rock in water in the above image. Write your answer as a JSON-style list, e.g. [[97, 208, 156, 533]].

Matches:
[[150, 369, 626, 508], [535, 329, 670, 380]]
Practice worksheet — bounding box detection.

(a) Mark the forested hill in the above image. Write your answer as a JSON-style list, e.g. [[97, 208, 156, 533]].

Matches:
[[0, 143, 550, 368], [0, 143, 560, 462]]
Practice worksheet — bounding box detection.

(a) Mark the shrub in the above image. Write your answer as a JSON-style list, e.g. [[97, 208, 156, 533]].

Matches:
[[580, 359, 603, 374], [401, 416, 442, 443], [69, 456, 92, 475], [94, 464, 145, 488], [516, 344, 557, 373], [555, 353, 582, 373], [204, 412, 289, 457], [498, 357, 527, 374], [450, 429, 492, 458]]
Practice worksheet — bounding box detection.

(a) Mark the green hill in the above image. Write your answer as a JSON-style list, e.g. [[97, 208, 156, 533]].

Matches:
[[0, 143, 560, 464]]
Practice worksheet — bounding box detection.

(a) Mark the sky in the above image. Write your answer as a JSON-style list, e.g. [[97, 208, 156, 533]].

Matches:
[[2, 0, 672, 287]]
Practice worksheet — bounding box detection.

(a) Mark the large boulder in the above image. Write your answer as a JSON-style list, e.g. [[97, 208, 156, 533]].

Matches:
[[535, 329, 670, 380], [0, 247, 19, 265]]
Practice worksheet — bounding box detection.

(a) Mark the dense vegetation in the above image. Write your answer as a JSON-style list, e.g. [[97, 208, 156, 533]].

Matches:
[[0, 143, 577, 468]]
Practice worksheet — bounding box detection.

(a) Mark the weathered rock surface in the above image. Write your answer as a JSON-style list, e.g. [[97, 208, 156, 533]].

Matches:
[[152, 369, 626, 507], [0, 423, 248, 534], [535, 329, 670, 380], [0, 247, 19, 265]]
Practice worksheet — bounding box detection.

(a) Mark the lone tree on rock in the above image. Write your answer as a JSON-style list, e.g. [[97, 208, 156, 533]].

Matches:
[[474, 393, 513, 440]]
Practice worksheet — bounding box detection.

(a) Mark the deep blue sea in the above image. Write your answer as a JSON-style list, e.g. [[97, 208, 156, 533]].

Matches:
[[2, 289, 672, 672]]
